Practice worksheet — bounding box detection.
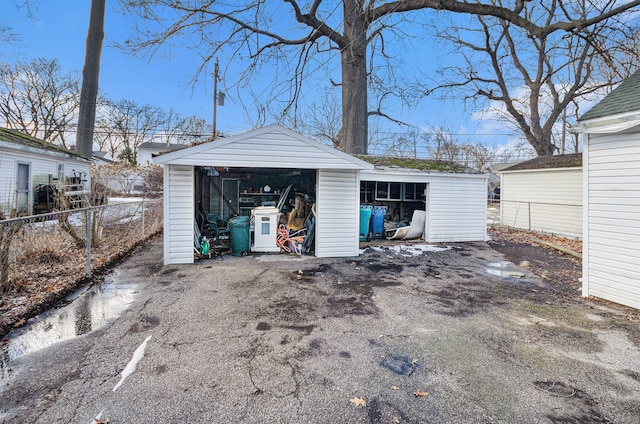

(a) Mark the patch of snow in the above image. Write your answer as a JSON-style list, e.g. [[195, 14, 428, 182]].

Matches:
[[368, 244, 450, 256], [113, 335, 152, 392]]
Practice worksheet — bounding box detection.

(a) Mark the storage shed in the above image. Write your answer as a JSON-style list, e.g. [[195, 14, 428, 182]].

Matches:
[[359, 157, 488, 243], [0, 127, 91, 216], [574, 70, 640, 310], [500, 154, 582, 238], [155, 125, 488, 265]]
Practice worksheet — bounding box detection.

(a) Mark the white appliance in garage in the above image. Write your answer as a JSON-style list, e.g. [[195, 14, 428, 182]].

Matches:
[[251, 206, 281, 252]]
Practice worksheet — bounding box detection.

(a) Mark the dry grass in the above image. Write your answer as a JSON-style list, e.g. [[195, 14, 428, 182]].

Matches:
[[0, 200, 163, 337]]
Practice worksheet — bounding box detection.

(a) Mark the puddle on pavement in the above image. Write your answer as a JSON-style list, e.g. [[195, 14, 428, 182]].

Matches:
[[485, 261, 526, 279], [1, 272, 139, 368]]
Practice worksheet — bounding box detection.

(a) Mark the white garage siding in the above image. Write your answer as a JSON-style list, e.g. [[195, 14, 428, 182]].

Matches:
[[427, 175, 487, 242], [157, 126, 365, 170], [584, 132, 640, 309], [164, 165, 194, 265], [501, 168, 582, 238], [315, 169, 360, 258]]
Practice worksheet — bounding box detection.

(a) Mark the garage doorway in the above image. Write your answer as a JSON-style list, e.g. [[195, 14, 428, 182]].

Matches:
[[194, 166, 317, 254]]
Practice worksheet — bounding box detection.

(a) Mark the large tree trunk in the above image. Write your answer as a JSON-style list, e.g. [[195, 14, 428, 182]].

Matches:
[[76, 0, 105, 159], [341, 0, 368, 155]]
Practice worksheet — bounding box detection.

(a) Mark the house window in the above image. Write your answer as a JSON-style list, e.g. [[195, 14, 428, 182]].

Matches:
[[404, 183, 426, 201], [376, 182, 402, 200]]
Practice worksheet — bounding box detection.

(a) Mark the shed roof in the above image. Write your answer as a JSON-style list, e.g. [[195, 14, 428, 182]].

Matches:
[[579, 70, 640, 121], [356, 156, 483, 174], [153, 125, 374, 170], [501, 153, 582, 172], [0, 127, 89, 160]]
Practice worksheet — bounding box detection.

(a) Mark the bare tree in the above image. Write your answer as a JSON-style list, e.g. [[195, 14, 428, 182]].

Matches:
[[155, 109, 208, 145], [76, 0, 106, 158], [120, 0, 640, 155], [102, 99, 165, 164], [423, 126, 462, 162], [91, 97, 121, 159], [383, 129, 421, 158], [426, 0, 640, 156], [0, 58, 80, 147], [461, 143, 497, 171]]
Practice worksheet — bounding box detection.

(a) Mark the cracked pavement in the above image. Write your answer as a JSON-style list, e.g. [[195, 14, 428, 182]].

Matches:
[[1, 236, 639, 423]]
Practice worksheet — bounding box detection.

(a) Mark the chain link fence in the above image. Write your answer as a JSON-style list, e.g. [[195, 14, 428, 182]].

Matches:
[[0, 198, 163, 295], [497, 199, 582, 239]]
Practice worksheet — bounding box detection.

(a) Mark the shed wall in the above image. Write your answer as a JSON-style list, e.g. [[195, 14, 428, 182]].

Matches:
[[585, 132, 640, 309], [428, 176, 487, 242], [164, 164, 194, 264], [359, 170, 487, 242], [315, 169, 360, 258], [501, 168, 582, 238]]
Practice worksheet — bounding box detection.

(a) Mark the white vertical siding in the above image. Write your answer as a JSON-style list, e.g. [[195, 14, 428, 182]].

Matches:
[[585, 132, 640, 309], [315, 169, 359, 258], [158, 127, 370, 170], [500, 168, 582, 238], [0, 152, 15, 214], [164, 164, 194, 265], [427, 176, 487, 242]]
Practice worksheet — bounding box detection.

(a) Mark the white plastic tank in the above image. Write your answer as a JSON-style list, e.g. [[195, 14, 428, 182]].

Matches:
[[251, 206, 281, 252]]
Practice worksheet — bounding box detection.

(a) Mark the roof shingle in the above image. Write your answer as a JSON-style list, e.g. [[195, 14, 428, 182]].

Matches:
[[579, 70, 640, 121]]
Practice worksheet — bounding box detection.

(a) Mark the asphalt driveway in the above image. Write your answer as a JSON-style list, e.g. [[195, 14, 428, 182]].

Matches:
[[2, 236, 639, 423]]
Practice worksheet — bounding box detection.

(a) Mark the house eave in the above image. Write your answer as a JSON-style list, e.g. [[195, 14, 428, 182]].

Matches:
[[0, 140, 90, 162], [573, 110, 640, 134]]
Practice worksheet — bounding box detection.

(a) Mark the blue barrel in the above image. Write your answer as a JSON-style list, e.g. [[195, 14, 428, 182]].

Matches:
[[370, 205, 387, 239], [359, 205, 373, 241]]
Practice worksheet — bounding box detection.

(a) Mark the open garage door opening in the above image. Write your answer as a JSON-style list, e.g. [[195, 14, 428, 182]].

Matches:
[[194, 166, 317, 256], [360, 180, 427, 240]]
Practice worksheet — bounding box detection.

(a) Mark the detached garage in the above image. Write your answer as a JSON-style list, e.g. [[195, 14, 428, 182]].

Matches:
[[574, 70, 640, 310], [500, 154, 582, 238], [155, 125, 487, 265]]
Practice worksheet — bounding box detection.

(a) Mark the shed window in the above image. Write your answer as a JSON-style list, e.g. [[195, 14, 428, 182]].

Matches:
[[376, 182, 402, 200], [404, 183, 426, 201]]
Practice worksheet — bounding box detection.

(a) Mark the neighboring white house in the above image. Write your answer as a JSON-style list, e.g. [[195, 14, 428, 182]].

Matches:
[[0, 127, 91, 216], [574, 70, 640, 310], [137, 142, 188, 164], [154, 125, 488, 265], [500, 154, 582, 238]]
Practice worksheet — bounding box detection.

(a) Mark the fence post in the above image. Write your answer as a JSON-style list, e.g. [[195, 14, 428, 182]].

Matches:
[[86, 210, 93, 278], [528, 202, 531, 231], [141, 200, 145, 243]]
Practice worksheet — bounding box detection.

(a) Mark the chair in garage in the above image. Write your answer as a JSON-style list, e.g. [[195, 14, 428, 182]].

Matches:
[[206, 213, 230, 246]]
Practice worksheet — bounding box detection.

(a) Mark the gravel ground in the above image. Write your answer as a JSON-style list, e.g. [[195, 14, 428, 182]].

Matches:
[[1, 235, 639, 423]]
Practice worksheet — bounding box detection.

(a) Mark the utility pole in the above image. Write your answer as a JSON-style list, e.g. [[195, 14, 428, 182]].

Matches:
[[212, 59, 225, 140], [213, 59, 219, 140]]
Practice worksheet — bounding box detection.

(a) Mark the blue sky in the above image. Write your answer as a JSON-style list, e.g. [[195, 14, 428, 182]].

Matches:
[[1, 1, 524, 156]]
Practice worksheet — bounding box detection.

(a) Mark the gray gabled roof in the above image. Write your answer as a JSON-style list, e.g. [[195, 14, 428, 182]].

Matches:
[[579, 70, 640, 121]]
